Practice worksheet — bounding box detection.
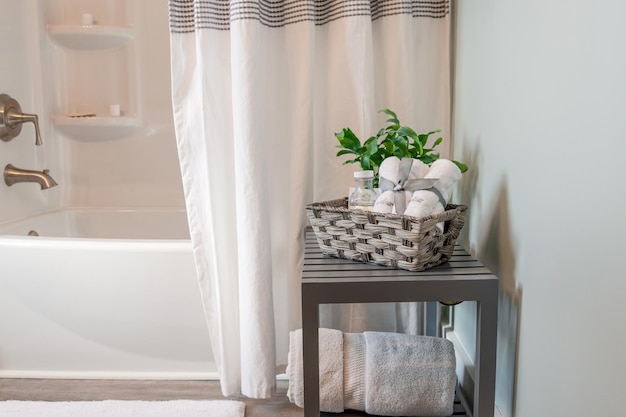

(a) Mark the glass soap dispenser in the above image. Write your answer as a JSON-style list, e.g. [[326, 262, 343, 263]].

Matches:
[[349, 170, 377, 211]]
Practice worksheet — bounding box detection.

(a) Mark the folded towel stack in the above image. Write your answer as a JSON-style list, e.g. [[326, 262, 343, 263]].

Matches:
[[286, 329, 457, 416]]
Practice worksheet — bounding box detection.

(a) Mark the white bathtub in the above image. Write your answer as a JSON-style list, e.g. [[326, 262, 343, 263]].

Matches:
[[0, 208, 216, 379]]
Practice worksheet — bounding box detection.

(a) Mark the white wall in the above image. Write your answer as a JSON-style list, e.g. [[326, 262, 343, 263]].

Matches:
[[0, 1, 62, 223], [0, 0, 184, 225], [58, 0, 185, 209], [452, 1, 626, 416]]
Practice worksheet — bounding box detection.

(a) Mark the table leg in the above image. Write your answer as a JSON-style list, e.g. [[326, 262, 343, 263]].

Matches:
[[302, 295, 320, 417], [424, 301, 438, 336], [474, 288, 498, 417]]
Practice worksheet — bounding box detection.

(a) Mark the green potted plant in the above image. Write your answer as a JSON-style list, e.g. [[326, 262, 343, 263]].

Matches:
[[335, 108, 467, 186]]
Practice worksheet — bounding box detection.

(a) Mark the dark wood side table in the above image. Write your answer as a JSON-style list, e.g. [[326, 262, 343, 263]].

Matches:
[[301, 231, 498, 417]]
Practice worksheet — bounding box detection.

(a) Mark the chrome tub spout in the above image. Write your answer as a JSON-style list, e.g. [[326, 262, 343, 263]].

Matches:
[[4, 164, 58, 190]]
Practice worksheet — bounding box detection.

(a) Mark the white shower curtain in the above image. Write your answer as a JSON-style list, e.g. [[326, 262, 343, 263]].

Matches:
[[168, 0, 451, 398]]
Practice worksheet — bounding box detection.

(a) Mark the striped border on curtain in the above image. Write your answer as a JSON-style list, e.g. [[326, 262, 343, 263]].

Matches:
[[169, 0, 449, 33]]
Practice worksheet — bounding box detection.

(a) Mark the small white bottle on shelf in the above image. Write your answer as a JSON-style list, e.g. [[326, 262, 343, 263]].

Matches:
[[348, 170, 377, 211], [82, 13, 94, 26], [109, 104, 121, 117]]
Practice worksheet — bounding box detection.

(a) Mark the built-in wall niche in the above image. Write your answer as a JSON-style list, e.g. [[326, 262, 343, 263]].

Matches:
[[44, 0, 131, 27], [44, 0, 140, 140]]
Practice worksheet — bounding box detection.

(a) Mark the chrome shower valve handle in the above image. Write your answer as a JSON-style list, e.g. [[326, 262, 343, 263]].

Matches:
[[0, 93, 43, 145]]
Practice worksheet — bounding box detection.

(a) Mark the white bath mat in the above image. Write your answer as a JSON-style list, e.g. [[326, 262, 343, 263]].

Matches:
[[0, 399, 245, 417]]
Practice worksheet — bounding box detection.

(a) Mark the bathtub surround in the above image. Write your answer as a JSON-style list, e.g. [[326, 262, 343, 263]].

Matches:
[[0, 400, 245, 417], [169, 0, 452, 398]]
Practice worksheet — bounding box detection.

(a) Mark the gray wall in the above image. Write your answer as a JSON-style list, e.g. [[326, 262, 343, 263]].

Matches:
[[452, 1, 626, 416]]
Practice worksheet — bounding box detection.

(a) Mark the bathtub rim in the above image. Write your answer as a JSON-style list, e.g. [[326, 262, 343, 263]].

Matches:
[[0, 206, 192, 244]]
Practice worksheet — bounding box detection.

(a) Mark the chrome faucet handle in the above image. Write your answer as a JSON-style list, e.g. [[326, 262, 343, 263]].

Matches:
[[0, 94, 43, 146]]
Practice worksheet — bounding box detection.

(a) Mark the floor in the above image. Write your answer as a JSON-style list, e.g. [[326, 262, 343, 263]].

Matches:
[[0, 379, 470, 416]]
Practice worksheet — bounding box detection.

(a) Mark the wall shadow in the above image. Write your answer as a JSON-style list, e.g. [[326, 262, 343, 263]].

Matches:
[[479, 181, 522, 417], [454, 141, 522, 417]]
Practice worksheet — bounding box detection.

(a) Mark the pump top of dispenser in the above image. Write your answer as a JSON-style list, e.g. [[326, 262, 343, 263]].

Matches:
[[353, 170, 374, 178]]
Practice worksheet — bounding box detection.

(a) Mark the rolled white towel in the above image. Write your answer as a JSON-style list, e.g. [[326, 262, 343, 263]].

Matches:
[[404, 159, 461, 229], [425, 158, 462, 203], [374, 157, 402, 213], [377, 156, 401, 186], [373, 158, 430, 214], [409, 159, 430, 180], [372, 190, 395, 214], [404, 190, 441, 219]]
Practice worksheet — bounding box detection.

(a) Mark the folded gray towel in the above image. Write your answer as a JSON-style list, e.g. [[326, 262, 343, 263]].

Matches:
[[364, 331, 457, 416]]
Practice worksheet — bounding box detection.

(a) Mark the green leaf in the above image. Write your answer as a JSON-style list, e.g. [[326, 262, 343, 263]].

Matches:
[[379, 108, 400, 125], [453, 160, 468, 173], [361, 155, 371, 170], [335, 128, 361, 151], [432, 137, 443, 147], [365, 137, 379, 156], [394, 140, 409, 157], [419, 153, 440, 165], [370, 151, 385, 167], [397, 126, 419, 140], [410, 134, 425, 155], [417, 130, 442, 146], [335, 149, 355, 157], [364, 135, 377, 144], [392, 134, 409, 149], [382, 140, 394, 155]]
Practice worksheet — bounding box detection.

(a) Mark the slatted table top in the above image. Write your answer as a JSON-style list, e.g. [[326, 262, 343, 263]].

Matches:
[[303, 231, 496, 283]]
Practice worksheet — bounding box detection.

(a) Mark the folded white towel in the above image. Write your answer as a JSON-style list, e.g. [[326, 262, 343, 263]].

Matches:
[[286, 328, 344, 413], [364, 332, 457, 417], [343, 333, 366, 411], [404, 159, 462, 229]]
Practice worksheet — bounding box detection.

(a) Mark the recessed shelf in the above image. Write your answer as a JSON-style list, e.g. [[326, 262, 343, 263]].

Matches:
[[52, 115, 141, 140], [48, 24, 134, 50]]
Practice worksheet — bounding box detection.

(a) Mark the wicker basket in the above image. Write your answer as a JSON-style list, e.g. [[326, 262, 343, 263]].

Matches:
[[305, 198, 467, 272]]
